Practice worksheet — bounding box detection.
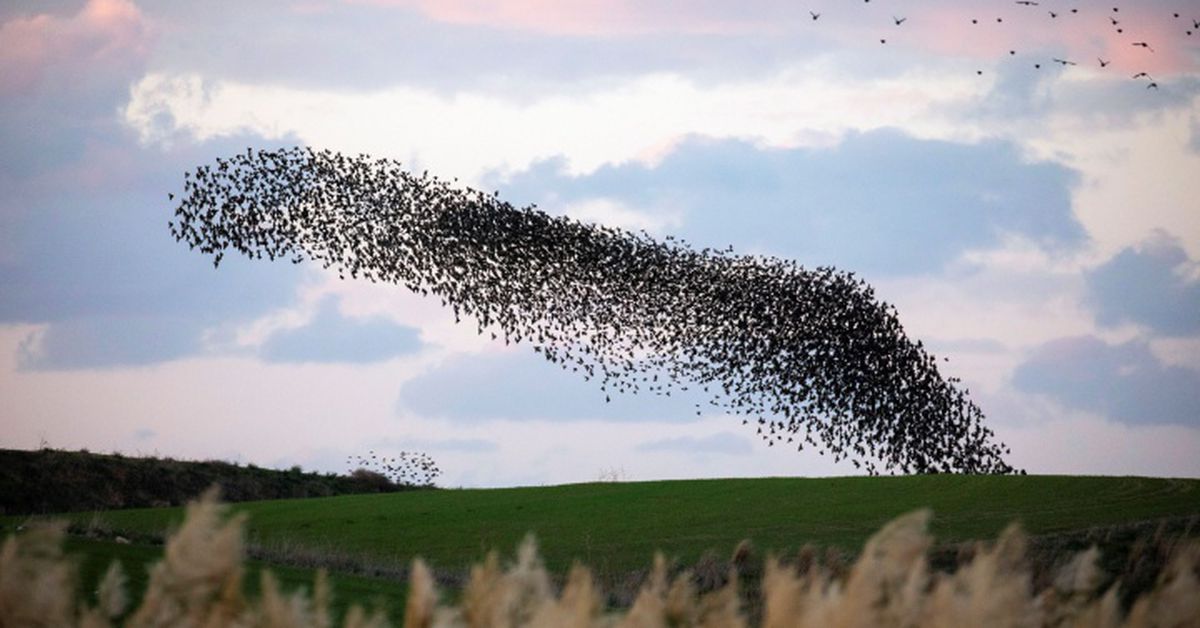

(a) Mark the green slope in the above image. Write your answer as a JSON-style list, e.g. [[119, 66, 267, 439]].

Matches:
[[21, 475, 1199, 577]]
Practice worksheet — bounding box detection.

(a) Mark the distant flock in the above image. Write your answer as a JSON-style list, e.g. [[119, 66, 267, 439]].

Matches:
[[171, 147, 1018, 475]]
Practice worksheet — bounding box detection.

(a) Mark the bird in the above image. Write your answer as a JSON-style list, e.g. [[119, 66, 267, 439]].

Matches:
[[1133, 72, 1152, 79], [1099, 58, 1111, 67], [1015, 1, 1038, 5], [810, 11, 820, 21], [1132, 42, 1154, 52], [893, 16, 907, 25], [1147, 82, 1159, 89], [1052, 58, 1077, 66]]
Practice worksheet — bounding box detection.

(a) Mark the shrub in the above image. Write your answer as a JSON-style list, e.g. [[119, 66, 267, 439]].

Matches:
[[1, 492, 1197, 627]]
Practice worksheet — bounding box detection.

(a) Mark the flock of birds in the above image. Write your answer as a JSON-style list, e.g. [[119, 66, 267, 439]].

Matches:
[[346, 450, 441, 486], [170, 147, 1019, 475], [807, 1, 1198, 90]]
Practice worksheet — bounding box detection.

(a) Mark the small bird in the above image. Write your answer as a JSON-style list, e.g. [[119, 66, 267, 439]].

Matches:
[[1099, 58, 1111, 67], [1015, 1, 1038, 5], [1132, 42, 1154, 51], [1132, 72, 1152, 79], [810, 11, 820, 20], [1052, 58, 1077, 66], [1049, 11, 1058, 18], [893, 16, 907, 25], [1147, 82, 1159, 89]]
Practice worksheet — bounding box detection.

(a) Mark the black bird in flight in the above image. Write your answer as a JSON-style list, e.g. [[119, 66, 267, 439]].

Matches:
[[1132, 72, 1152, 79], [1099, 58, 1111, 67], [893, 16, 907, 25], [1147, 82, 1159, 89], [1053, 58, 1077, 66], [1132, 42, 1154, 52], [1015, 1, 1038, 5], [810, 11, 820, 21]]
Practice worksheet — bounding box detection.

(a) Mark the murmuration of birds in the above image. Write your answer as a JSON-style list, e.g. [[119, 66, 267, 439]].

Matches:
[[170, 147, 1019, 475], [348, 449, 441, 487]]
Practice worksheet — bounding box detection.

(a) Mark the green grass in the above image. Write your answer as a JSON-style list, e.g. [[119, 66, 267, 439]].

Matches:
[[15, 475, 1198, 580], [64, 537, 407, 623]]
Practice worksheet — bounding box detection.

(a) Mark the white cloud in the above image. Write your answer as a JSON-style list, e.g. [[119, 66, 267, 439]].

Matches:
[[123, 64, 984, 184], [1025, 105, 1200, 261], [558, 197, 683, 234], [996, 407, 1200, 478]]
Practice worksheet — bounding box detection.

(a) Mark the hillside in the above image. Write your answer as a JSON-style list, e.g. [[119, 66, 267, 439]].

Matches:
[[27, 474, 1200, 576], [5, 474, 1199, 620], [0, 447, 423, 515]]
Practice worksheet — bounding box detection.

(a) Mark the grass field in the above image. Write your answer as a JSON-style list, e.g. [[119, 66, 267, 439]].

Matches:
[[14, 474, 1199, 578]]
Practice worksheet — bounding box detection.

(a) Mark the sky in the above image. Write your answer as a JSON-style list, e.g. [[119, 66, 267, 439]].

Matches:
[[1, 0, 1198, 487]]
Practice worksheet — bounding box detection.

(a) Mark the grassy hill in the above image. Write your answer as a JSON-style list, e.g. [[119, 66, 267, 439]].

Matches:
[[20, 474, 1200, 575], [4, 474, 1198, 620], [5, 475, 1198, 625]]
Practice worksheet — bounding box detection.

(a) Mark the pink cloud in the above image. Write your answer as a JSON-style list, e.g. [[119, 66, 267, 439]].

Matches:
[[906, 6, 1197, 76], [355, 1, 1198, 75], [353, 0, 791, 36], [0, 0, 152, 95]]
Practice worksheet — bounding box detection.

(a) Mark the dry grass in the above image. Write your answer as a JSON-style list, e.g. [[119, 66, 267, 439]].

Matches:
[[1, 491, 1197, 627]]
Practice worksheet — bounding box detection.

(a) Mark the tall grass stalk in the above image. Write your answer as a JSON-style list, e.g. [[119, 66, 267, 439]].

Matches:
[[1, 491, 1196, 627]]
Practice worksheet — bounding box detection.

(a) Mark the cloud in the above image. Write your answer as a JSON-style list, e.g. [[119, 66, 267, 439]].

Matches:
[[1191, 113, 1200, 155], [0, 0, 150, 96], [1085, 232, 1200, 336], [964, 53, 1200, 124], [558, 197, 683, 235], [495, 129, 1084, 275], [120, 66, 983, 181], [0, 130, 305, 367], [259, 297, 423, 364], [1011, 335, 1200, 427], [357, 0, 803, 36], [16, 316, 201, 371], [636, 432, 753, 456], [397, 349, 708, 422]]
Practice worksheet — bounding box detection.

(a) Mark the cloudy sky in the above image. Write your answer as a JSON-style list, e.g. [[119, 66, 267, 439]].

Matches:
[[2, 0, 1199, 487]]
